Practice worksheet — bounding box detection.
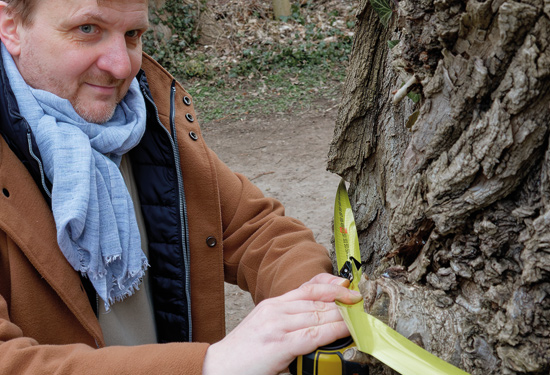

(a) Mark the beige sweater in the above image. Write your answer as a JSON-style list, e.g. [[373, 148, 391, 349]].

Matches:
[[97, 155, 157, 346]]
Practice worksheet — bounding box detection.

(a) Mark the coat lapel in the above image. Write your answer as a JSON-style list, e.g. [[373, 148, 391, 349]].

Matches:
[[0, 137, 104, 346]]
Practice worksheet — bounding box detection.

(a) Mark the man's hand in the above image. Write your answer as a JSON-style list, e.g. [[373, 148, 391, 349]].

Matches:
[[202, 273, 362, 375]]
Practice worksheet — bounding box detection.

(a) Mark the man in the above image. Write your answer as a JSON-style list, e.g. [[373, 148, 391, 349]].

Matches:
[[0, 0, 361, 373]]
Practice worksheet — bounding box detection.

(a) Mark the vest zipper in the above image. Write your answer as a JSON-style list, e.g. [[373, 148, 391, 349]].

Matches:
[[26, 130, 51, 198], [140, 82, 193, 342], [170, 82, 193, 342]]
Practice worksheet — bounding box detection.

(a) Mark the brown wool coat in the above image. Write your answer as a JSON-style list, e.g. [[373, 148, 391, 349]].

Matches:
[[0, 54, 333, 374]]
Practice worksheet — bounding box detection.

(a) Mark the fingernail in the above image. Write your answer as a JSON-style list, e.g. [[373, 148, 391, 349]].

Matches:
[[336, 278, 350, 287], [350, 290, 361, 297]]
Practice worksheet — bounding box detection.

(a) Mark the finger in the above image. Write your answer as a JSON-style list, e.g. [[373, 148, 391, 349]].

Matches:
[[285, 283, 361, 304], [302, 273, 350, 287], [285, 320, 351, 357], [243, 300, 341, 332], [279, 283, 362, 305], [238, 298, 338, 332], [276, 304, 344, 333], [258, 299, 338, 315]]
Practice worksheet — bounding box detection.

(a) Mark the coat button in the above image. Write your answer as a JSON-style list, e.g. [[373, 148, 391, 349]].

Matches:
[[185, 113, 195, 122], [183, 96, 192, 106], [206, 236, 217, 247], [189, 131, 198, 141]]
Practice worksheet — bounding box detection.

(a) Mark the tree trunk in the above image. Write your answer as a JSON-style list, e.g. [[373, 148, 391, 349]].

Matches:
[[147, 0, 224, 47], [273, 0, 292, 19], [328, 0, 550, 374]]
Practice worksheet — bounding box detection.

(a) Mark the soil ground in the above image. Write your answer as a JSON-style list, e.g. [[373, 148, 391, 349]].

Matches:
[[200, 98, 342, 333]]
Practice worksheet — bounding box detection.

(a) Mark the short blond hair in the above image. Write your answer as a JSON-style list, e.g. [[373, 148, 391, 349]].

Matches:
[[3, 0, 36, 26], [3, 0, 148, 26]]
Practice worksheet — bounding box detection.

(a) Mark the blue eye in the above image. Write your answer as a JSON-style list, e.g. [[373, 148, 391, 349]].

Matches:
[[79, 24, 96, 34], [126, 30, 139, 38]]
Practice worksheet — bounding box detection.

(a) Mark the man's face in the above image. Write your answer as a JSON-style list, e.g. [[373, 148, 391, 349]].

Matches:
[[11, 0, 149, 123]]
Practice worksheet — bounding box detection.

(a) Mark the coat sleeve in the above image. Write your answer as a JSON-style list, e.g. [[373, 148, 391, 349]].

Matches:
[[0, 293, 209, 375], [211, 149, 334, 303]]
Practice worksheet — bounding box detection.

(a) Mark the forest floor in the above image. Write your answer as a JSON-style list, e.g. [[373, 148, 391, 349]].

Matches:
[[163, 0, 357, 337], [199, 97, 342, 333]]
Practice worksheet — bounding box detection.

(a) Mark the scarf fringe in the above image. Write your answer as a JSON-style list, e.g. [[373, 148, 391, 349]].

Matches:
[[83, 258, 150, 312]]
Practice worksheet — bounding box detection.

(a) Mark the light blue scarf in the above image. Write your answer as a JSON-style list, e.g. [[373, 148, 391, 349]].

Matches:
[[2, 45, 148, 309]]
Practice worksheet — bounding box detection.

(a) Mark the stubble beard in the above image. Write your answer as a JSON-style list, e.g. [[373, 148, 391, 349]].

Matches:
[[72, 86, 124, 124], [17, 50, 128, 124], [68, 74, 128, 124]]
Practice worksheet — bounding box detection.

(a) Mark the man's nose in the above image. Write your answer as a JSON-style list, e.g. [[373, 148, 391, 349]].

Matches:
[[96, 35, 133, 80]]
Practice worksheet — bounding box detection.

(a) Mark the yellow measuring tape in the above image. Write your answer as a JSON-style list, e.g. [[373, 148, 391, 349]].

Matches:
[[334, 180, 469, 375]]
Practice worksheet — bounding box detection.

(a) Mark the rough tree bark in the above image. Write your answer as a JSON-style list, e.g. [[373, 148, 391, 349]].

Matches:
[[328, 0, 550, 374]]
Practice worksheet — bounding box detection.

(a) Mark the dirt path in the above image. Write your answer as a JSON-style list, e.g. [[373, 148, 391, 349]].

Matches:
[[200, 100, 341, 333]]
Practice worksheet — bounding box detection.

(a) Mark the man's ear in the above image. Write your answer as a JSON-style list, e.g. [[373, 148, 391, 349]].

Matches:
[[0, 1, 22, 57]]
